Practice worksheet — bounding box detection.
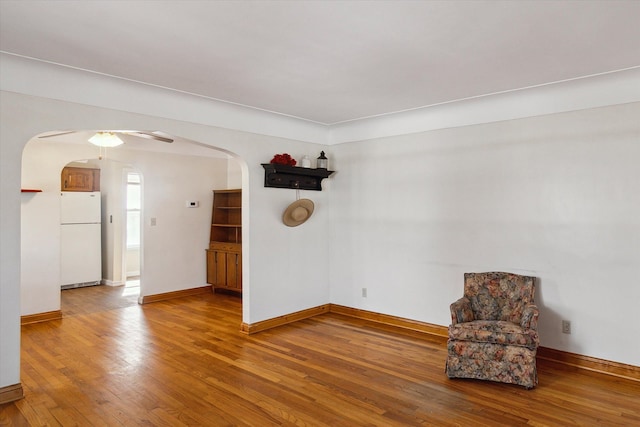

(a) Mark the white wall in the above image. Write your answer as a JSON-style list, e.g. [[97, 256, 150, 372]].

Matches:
[[100, 159, 128, 285], [329, 102, 640, 366], [126, 247, 140, 277], [228, 160, 243, 189], [20, 191, 61, 314], [133, 150, 228, 297]]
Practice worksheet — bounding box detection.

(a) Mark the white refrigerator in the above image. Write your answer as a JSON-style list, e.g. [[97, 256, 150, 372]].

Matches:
[[60, 191, 102, 289]]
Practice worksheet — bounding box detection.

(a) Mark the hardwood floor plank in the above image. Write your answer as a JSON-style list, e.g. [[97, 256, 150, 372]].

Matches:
[[1, 285, 639, 426]]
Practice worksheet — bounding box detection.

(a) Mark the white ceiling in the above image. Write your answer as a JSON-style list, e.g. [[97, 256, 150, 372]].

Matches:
[[1, 0, 639, 125]]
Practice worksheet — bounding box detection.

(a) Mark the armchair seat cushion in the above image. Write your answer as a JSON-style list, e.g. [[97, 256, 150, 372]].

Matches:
[[448, 320, 539, 349]]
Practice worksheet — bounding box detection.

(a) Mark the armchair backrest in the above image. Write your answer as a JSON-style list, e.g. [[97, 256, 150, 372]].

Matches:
[[463, 272, 536, 323]]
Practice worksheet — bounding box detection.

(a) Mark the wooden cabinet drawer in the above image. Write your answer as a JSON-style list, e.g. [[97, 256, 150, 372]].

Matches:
[[209, 242, 241, 252]]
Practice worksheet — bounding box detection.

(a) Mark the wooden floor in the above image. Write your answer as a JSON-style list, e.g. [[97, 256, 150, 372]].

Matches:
[[1, 286, 639, 426], [60, 283, 140, 317]]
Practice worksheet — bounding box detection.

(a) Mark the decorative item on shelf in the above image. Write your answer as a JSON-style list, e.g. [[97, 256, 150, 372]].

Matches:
[[301, 155, 311, 168], [317, 151, 328, 169], [283, 194, 314, 227], [270, 153, 297, 166]]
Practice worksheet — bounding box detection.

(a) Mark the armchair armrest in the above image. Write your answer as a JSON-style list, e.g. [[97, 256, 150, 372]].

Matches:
[[450, 297, 474, 325], [520, 304, 539, 330]]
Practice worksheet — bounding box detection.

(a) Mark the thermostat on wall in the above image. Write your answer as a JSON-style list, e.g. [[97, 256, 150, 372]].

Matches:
[[186, 201, 199, 208]]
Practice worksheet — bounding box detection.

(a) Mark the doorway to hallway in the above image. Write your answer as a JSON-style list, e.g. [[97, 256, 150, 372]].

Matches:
[[124, 171, 142, 297]]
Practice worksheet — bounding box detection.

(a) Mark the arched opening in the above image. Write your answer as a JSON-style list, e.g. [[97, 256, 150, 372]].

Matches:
[[20, 130, 246, 317]]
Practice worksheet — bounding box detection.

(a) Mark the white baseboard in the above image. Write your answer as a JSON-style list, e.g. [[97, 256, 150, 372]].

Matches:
[[102, 279, 124, 287]]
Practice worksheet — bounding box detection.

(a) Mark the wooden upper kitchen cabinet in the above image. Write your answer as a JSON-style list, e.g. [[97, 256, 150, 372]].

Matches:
[[61, 167, 100, 192]]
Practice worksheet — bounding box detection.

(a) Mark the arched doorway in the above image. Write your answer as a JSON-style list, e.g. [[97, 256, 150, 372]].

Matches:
[[20, 130, 246, 316]]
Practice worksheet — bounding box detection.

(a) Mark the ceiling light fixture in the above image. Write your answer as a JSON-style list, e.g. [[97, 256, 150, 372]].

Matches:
[[88, 132, 124, 147]]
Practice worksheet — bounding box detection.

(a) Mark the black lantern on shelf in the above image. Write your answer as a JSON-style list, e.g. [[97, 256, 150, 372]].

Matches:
[[317, 151, 328, 169]]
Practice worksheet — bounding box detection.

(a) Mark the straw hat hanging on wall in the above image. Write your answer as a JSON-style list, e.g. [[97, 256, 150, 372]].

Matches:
[[283, 199, 314, 227]]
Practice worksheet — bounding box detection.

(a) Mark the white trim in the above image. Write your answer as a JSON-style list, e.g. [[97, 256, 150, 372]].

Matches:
[[2, 52, 329, 126], [0, 52, 328, 144], [328, 67, 640, 144], [101, 279, 124, 287], [2, 52, 639, 146], [330, 66, 640, 126]]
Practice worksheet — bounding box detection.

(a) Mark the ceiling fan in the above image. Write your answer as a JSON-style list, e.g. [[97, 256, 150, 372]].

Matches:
[[38, 130, 174, 144]]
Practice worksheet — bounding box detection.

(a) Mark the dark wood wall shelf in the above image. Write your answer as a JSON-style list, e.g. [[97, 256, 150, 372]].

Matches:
[[261, 163, 334, 191]]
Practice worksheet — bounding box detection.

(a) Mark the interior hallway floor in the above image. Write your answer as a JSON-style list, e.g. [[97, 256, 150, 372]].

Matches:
[[60, 282, 139, 317]]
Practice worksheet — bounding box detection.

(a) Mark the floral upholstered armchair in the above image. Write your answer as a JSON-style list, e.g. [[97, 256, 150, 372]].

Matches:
[[445, 272, 539, 389]]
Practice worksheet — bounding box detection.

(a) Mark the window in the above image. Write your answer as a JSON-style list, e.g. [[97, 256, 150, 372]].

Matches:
[[126, 173, 141, 248]]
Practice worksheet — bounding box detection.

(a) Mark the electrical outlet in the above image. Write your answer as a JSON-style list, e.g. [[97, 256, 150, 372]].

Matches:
[[562, 320, 571, 334], [362, 288, 367, 297]]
